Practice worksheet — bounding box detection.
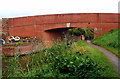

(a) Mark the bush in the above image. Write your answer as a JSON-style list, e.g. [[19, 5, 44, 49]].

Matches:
[[51, 53, 103, 77], [42, 42, 72, 63], [26, 52, 103, 77]]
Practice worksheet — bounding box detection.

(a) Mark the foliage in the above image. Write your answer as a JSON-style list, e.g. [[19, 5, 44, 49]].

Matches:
[[92, 28, 120, 57], [72, 43, 87, 54], [15, 42, 28, 45], [68, 28, 94, 39], [42, 41, 72, 63], [2, 40, 119, 77], [7, 54, 24, 77], [76, 41, 119, 77], [83, 28, 94, 40], [51, 53, 102, 77], [68, 28, 84, 36], [26, 52, 103, 77]]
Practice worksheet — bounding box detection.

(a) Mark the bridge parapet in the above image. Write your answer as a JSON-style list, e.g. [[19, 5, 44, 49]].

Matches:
[[8, 13, 119, 27]]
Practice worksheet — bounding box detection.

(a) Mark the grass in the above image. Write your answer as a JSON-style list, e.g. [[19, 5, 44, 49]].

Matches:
[[76, 41, 118, 77], [91, 28, 119, 57], [2, 40, 119, 78], [0, 56, 1, 79]]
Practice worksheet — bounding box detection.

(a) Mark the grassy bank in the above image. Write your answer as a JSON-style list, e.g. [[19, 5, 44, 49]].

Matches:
[[2, 41, 119, 77], [91, 28, 119, 57], [76, 41, 118, 77]]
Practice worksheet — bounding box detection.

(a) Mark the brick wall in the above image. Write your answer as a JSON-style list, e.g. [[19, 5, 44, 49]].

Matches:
[[7, 13, 119, 42], [0, 19, 2, 38], [1, 18, 9, 40]]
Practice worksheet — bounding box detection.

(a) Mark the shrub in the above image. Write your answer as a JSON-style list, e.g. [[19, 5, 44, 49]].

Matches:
[[51, 53, 103, 77], [27, 52, 104, 77], [43, 42, 72, 63]]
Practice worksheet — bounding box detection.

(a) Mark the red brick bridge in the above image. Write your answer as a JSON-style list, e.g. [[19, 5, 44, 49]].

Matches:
[[8, 13, 119, 44]]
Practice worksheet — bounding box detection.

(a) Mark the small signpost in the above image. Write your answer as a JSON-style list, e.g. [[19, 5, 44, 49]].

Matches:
[[66, 23, 71, 28]]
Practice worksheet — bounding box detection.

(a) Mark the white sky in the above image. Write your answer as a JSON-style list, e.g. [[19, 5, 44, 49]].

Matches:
[[0, 0, 120, 18]]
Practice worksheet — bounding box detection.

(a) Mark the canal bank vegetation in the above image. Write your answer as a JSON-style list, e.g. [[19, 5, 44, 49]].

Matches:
[[2, 40, 118, 77], [91, 28, 120, 57], [68, 28, 94, 40]]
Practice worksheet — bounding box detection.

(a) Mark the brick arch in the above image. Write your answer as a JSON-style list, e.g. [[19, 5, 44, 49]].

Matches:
[[8, 13, 119, 42]]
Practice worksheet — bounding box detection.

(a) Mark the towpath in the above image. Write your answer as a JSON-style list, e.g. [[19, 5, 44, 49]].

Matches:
[[86, 40, 120, 76]]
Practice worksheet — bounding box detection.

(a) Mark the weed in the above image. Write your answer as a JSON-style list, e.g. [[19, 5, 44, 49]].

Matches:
[[2, 38, 119, 77]]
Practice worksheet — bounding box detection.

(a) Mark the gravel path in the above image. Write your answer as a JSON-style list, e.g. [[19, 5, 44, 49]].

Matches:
[[86, 41, 120, 76]]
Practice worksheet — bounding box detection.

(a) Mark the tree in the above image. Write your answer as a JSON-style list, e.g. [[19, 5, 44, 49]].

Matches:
[[84, 28, 94, 40], [68, 28, 85, 36], [68, 28, 94, 40]]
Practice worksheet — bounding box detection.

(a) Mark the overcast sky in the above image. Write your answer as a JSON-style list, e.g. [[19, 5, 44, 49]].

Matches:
[[0, 0, 120, 18]]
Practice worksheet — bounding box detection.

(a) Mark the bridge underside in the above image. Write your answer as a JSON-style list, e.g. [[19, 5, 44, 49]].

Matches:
[[36, 27, 73, 45]]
